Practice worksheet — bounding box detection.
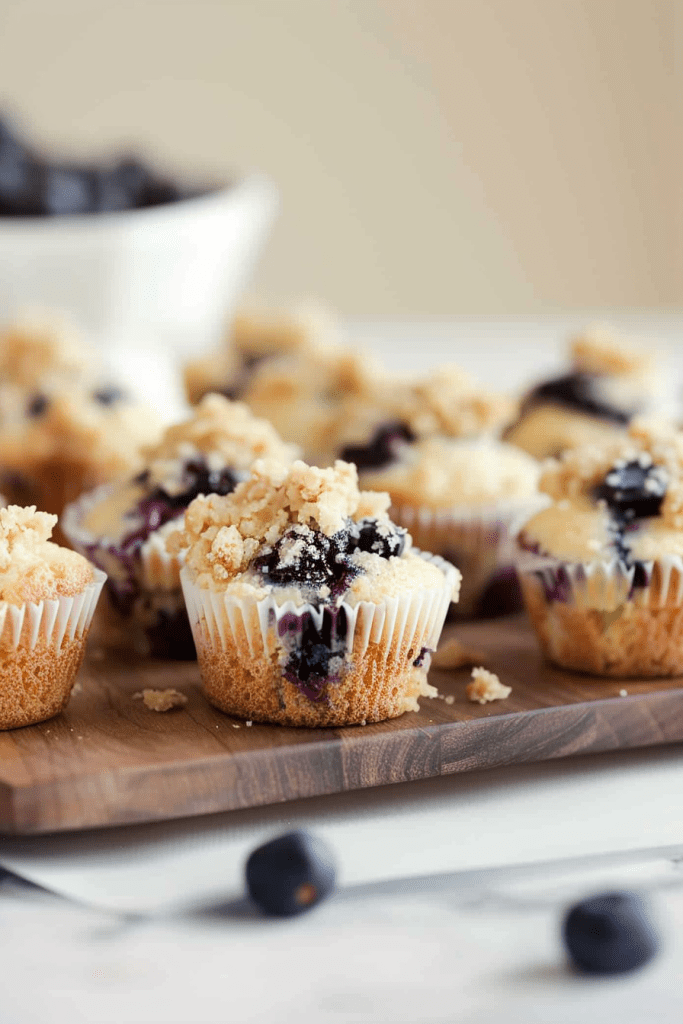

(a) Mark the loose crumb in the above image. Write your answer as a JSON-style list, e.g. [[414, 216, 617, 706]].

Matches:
[[444, 694, 455, 705], [232, 723, 241, 729], [246, 720, 253, 727], [431, 636, 486, 670], [71, 681, 82, 695], [466, 667, 512, 705], [619, 688, 628, 697], [133, 688, 188, 712]]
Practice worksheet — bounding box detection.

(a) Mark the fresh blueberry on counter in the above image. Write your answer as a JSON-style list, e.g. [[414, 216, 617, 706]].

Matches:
[[563, 891, 660, 974], [245, 830, 337, 917]]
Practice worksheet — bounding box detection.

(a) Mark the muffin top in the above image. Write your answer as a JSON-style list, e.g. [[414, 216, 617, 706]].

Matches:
[[0, 318, 162, 489], [517, 326, 656, 428], [0, 505, 94, 605], [334, 363, 516, 461], [519, 418, 683, 564], [78, 395, 297, 545], [184, 304, 338, 405], [356, 435, 540, 510], [172, 458, 456, 605]]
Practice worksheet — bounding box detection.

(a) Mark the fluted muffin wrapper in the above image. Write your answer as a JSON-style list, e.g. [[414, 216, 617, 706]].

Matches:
[[62, 484, 191, 658], [0, 568, 106, 652], [180, 550, 458, 724], [181, 550, 457, 661], [515, 546, 683, 676], [391, 497, 547, 618]]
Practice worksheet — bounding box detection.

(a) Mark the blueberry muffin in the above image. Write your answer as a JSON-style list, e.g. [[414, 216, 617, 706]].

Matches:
[[172, 458, 458, 726], [517, 418, 683, 676], [184, 305, 386, 463], [62, 395, 297, 658], [505, 325, 660, 460], [184, 305, 338, 405], [0, 505, 105, 728], [0, 318, 162, 517], [333, 365, 539, 617]]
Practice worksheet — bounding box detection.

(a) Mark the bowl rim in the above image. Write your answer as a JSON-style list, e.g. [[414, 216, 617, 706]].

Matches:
[[0, 173, 274, 235]]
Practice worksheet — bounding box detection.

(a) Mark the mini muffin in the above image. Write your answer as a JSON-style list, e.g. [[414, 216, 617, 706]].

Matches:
[[62, 395, 297, 659], [505, 325, 660, 460], [184, 304, 338, 405], [184, 304, 386, 463], [0, 318, 162, 517], [171, 458, 458, 726], [517, 418, 683, 677], [332, 364, 540, 617], [0, 505, 105, 729]]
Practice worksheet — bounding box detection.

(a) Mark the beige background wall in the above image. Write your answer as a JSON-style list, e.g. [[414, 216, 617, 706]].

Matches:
[[0, 0, 678, 315]]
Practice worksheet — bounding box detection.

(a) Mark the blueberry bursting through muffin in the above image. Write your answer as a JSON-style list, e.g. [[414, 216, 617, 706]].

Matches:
[[253, 518, 407, 701], [518, 372, 636, 426], [534, 458, 667, 603], [339, 421, 414, 471], [87, 459, 239, 659]]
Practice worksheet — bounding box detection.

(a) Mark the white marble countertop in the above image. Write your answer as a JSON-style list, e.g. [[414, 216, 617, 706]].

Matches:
[[3, 314, 683, 1024]]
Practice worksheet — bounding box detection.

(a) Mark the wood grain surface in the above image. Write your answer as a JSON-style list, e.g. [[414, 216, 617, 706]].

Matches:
[[1, 615, 682, 835]]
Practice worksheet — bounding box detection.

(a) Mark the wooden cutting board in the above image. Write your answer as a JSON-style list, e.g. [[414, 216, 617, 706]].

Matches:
[[1, 615, 682, 835]]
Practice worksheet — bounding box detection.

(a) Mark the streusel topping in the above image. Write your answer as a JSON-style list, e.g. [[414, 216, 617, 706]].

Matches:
[[0, 317, 90, 389], [570, 325, 655, 379], [0, 505, 94, 604], [407, 365, 517, 439], [173, 459, 392, 584], [143, 395, 298, 495]]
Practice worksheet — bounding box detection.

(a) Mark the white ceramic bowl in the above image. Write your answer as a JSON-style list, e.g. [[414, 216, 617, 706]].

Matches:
[[0, 173, 278, 357]]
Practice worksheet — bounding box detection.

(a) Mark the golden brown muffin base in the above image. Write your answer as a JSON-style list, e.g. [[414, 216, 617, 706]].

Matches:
[[0, 633, 87, 730], [196, 631, 436, 728], [521, 574, 683, 677]]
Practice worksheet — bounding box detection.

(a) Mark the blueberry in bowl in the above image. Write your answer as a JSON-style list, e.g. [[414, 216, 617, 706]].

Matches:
[[61, 395, 298, 659], [173, 457, 460, 726], [0, 113, 277, 360]]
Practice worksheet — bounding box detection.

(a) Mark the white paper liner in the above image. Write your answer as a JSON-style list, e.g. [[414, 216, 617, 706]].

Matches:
[[392, 497, 547, 615], [0, 568, 106, 652], [515, 548, 683, 612], [180, 550, 457, 669], [62, 483, 183, 593]]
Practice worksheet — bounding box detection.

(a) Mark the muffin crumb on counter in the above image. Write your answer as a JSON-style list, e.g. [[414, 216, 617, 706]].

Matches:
[[431, 636, 486, 670], [466, 667, 511, 705], [133, 688, 188, 712]]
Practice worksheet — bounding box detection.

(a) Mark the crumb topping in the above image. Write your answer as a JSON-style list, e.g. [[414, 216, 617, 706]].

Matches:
[[570, 325, 655, 378], [171, 459, 393, 585], [359, 436, 540, 509], [538, 418, 683, 530], [0, 317, 91, 389], [466, 667, 511, 704], [232, 304, 337, 360], [142, 395, 297, 495], [0, 505, 94, 604], [407, 365, 517, 439]]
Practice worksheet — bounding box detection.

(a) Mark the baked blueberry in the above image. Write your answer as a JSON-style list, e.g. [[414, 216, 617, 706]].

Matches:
[[26, 393, 49, 418], [593, 459, 667, 521], [92, 384, 128, 406], [340, 421, 414, 471], [563, 891, 659, 974], [525, 372, 633, 425], [245, 830, 337, 917]]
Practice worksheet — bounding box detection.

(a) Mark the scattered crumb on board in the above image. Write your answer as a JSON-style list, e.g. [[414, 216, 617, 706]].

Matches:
[[133, 688, 188, 712], [466, 667, 512, 705], [619, 689, 628, 697], [431, 636, 486, 670]]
